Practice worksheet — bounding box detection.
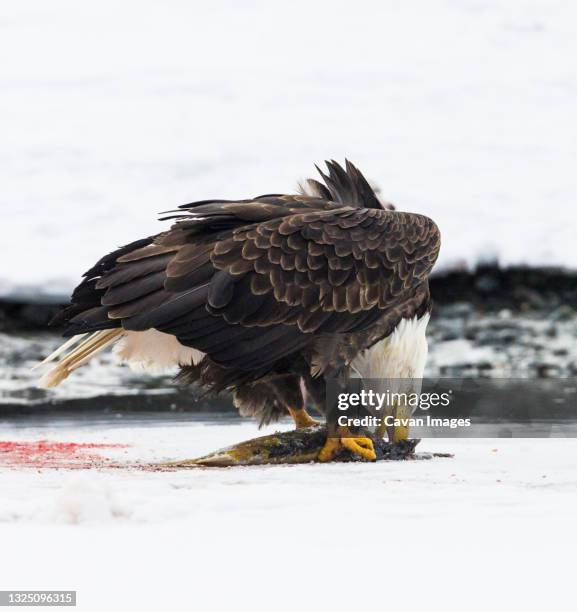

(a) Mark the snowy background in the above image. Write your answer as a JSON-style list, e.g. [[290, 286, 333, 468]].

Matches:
[[2, 2, 577, 609], [1, 0, 577, 298]]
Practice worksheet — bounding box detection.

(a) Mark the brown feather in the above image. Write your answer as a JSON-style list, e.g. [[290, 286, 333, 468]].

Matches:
[[49, 159, 440, 410]]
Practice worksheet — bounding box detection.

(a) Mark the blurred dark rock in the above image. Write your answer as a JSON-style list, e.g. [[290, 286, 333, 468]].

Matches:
[[0, 299, 63, 333], [430, 264, 577, 313]]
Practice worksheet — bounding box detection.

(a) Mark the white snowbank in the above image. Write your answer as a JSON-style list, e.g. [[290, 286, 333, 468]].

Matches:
[[2, 1, 577, 297]]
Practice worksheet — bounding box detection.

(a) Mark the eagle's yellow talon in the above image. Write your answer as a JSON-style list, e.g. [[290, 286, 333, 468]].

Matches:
[[317, 435, 376, 462], [341, 437, 377, 461], [317, 437, 340, 462]]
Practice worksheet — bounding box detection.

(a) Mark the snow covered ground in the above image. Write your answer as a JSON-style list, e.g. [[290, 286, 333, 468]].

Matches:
[[1, 418, 577, 609], [2, 0, 577, 298], [3, 419, 577, 523]]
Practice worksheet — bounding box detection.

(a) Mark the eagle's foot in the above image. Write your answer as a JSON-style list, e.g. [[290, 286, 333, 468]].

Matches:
[[287, 406, 320, 429], [342, 437, 376, 460], [317, 434, 376, 462]]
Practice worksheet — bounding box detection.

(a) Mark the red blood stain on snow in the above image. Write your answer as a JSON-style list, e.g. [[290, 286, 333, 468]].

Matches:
[[0, 440, 130, 469]]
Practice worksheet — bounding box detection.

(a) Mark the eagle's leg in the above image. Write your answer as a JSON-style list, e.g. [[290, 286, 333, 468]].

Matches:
[[318, 426, 376, 462], [270, 376, 320, 429], [287, 406, 320, 429], [300, 373, 375, 461]]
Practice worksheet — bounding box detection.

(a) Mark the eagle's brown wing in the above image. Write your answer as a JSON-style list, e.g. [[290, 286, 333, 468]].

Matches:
[[58, 201, 440, 376]]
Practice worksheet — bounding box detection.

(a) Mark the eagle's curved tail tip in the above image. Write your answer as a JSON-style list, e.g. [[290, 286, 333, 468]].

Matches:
[[37, 329, 125, 389]]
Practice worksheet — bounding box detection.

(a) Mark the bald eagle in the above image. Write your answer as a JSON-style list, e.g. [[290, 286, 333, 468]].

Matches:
[[39, 160, 440, 462]]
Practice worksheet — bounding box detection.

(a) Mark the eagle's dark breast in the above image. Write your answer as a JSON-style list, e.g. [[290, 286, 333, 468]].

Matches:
[[55, 161, 440, 424]]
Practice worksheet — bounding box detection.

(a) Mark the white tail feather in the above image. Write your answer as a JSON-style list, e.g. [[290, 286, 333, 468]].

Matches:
[[31, 333, 89, 370], [38, 329, 125, 388]]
